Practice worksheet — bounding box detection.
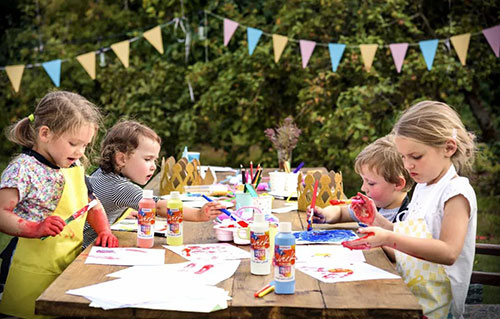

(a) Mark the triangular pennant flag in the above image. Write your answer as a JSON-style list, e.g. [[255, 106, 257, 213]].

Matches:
[[272, 34, 288, 63], [111, 40, 130, 68], [389, 43, 409, 73], [223, 18, 239, 46], [328, 43, 346, 72], [5, 65, 25, 92], [76, 51, 96, 79], [299, 40, 316, 69], [450, 33, 471, 66], [419, 39, 439, 70], [247, 27, 263, 56], [143, 26, 164, 54], [42, 59, 62, 87], [359, 44, 378, 72], [482, 25, 500, 57]]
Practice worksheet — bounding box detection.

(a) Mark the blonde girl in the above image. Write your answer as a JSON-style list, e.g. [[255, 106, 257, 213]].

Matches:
[[0, 91, 118, 318], [349, 101, 476, 319]]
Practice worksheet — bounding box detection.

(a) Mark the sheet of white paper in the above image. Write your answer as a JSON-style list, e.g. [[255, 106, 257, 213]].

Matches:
[[164, 243, 250, 261], [108, 260, 240, 286], [295, 245, 366, 263], [297, 261, 400, 283], [85, 246, 165, 266], [271, 203, 298, 214]]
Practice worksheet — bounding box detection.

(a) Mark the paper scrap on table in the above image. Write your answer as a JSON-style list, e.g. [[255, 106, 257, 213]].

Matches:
[[108, 260, 240, 286], [67, 276, 230, 312], [293, 229, 358, 244], [164, 243, 250, 261], [297, 261, 400, 283], [271, 203, 298, 214], [85, 246, 165, 266], [295, 245, 365, 263]]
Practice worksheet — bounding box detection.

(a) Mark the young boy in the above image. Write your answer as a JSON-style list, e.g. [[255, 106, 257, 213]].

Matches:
[[309, 135, 414, 227]]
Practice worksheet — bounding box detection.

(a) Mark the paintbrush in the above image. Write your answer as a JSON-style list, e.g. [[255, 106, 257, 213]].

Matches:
[[41, 200, 98, 240], [308, 180, 319, 231], [329, 199, 363, 206], [201, 195, 249, 228]]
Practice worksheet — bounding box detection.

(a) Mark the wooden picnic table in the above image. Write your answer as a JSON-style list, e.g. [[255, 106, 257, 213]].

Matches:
[[35, 168, 422, 318]]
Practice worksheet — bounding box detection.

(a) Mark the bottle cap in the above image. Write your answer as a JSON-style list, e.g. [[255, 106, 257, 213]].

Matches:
[[170, 191, 180, 200], [143, 189, 154, 199], [278, 222, 292, 233], [253, 212, 265, 223]]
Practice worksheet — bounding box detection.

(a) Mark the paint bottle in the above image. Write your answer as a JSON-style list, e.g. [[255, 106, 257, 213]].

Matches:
[[137, 189, 156, 248], [166, 191, 183, 246], [274, 221, 296, 294], [250, 212, 271, 275]]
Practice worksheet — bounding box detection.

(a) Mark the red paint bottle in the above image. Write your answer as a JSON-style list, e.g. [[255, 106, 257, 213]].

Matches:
[[137, 189, 156, 248]]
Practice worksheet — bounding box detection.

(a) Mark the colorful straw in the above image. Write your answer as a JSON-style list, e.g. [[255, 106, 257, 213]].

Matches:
[[254, 282, 275, 298], [292, 162, 305, 174]]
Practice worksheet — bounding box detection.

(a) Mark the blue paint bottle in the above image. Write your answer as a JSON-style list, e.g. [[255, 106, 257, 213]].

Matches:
[[274, 222, 296, 294]]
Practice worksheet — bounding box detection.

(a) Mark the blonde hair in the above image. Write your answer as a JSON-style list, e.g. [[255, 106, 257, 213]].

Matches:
[[7, 91, 102, 166], [392, 100, 476, 174], [99, 120, 161, 174], [354, 135, 414, 192]]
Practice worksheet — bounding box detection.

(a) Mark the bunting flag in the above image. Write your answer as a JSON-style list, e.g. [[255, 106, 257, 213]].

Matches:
[[272, 34, 288, 63], [299, 40, 316, 69], [5, 65, 25, 92], [76, 51, 96, 79], [482, 25, 500, 57], [389, 43, 409, 73], [359, 44, 378, 72], [223, 18, 239, 46], [42, 59, 62, 87], [247, 27, 263, 56], [143, 26, 164, 54], [111, 40, 130, 68], [450, 33, 471, 66], [419, 39, 439, 70], [328, 43, 345, 72]]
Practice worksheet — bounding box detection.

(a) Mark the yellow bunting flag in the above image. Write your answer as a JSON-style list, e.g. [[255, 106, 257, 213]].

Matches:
[[143, 26, 164, 54], [359, 44, 378, 72], [5, 65, 25, 92], [76, 51, 96, 79], [450, 33, 471, 66], [272, 34, 288, 63], [111, 40, 130, 68]]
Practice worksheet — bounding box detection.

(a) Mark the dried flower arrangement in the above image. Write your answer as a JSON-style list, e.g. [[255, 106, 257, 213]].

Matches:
[[264, 116, 302, 171]]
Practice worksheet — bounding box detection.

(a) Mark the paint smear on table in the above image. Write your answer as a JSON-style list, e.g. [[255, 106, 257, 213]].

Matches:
[[293, 229, 357, 244]]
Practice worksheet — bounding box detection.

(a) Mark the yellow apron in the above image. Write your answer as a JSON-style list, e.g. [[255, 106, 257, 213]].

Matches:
[[394, 219, 452, 319], [0, 166, 88, 319]]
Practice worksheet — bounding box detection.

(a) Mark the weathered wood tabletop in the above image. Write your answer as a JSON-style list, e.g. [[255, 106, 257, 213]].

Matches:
[[35, 169, 422, 318]]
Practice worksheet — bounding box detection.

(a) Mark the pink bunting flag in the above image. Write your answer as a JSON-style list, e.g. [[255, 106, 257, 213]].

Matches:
[[389, 43, 409, 73], [299, 40, 316, 68], [223, 19, 239, 46], [482, 25, 500, 57]]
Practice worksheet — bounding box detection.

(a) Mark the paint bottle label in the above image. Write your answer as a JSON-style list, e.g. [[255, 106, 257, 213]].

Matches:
[[251, 231, 270, 263], [274, 244, 295, 283]]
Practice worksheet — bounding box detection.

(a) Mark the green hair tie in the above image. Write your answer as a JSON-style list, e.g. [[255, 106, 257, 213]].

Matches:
[[28, 114, 35, 122]]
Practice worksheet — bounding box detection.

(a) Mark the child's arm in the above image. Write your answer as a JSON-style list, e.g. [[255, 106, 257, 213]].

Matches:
[[307, 205, 353, 224], [86, 199, 119, 247], [348, 195, 470, 265], [156, 199, 224, 222], [0, 188, 65, 238]]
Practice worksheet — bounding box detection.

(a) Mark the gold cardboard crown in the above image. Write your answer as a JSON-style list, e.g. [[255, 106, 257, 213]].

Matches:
[[297, 170, 346, 211], [159, 156, 216, 195]]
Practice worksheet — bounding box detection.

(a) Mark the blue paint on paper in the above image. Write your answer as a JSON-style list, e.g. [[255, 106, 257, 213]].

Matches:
[[293, 229, 357, 244]]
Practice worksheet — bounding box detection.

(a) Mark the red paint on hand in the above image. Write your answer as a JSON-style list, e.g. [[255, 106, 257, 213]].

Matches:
[[341, 232, 375, 250], [20, 215, 65, 238]]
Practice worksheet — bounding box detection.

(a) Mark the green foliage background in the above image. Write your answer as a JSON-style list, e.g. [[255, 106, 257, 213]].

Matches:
[[1, 0, 499, 202]]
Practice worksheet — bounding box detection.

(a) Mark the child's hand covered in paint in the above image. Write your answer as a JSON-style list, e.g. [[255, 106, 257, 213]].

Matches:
[[32, 215, 66, 238], [95, 231, 119, 247], [350, 193, 376, 225], [199, 202, 225, 221], [342, 226, 389, 250], [306, 205, 326, 224]]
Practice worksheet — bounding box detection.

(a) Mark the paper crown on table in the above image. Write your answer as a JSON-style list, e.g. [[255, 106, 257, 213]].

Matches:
[[159, 156, 215, 195], [297, 170, 346, 211]]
